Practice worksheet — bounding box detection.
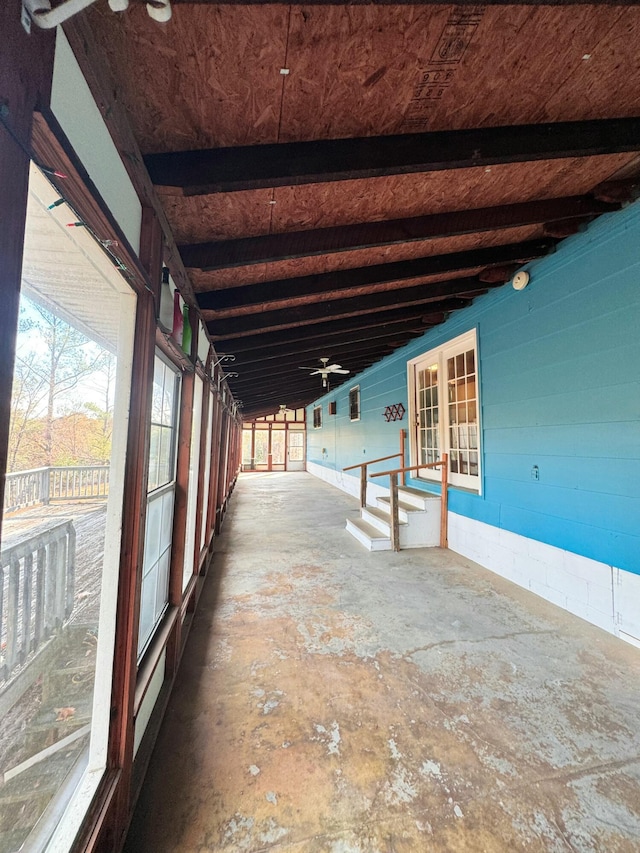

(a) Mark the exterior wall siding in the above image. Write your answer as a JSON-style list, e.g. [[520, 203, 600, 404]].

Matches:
[[307, 201, 640, 585]]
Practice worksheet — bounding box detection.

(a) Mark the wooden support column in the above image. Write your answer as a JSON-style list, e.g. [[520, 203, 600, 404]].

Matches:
[[0, 4, 54, 533], [360, 466, 368, 508], [107, 290, 155, 848], [193, 359, 211, 576], [205, 386, 222, 554], [166, 310, 198, 675], [440, 453, 449, 550], [215, 409, 230, 534], [389, 473, 400, 553], [108, 208, 161, 847]]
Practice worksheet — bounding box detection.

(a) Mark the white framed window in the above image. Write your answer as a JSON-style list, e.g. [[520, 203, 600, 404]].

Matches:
[[407, 329, 481, 491], [139, 353, 180, 658], [313, 406, 322, 429], [349, 386, 361, 421]]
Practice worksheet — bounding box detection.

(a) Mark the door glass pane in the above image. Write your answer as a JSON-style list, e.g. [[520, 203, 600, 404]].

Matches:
[[254, 431, 269, 465], [0, 164, 135, 850], [271, 430, 286, 465], [288, 431, 304, 461], [416, 364, 439, 466], [447, 349, 478, 480], [242, 428, 252, 465]]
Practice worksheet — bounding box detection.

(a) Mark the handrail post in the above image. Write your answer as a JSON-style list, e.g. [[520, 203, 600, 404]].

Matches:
[[440, 453, 448, 549], [389, 472, 400, 552], [41, 467, 51, 506], [360, 464, 367, 508], [400, 429, 406, 487]]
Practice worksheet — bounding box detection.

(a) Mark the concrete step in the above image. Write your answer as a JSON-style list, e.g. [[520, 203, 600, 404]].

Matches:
[[345, 517, 392, 551], [361, 506, 406, 535]]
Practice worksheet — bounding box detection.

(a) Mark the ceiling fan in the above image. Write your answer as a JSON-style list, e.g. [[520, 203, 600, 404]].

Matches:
[[299, 357, 350, 388]]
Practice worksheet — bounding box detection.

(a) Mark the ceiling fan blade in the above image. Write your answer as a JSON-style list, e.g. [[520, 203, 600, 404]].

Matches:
[[330, 368, 350, 374]]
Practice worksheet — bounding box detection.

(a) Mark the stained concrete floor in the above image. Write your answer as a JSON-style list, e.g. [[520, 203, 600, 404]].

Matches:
[[125, 472, 640, 852]]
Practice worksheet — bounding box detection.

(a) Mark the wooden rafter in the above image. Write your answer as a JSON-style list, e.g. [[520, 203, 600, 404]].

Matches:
[[229, 329, 428, 367], [207, 295, 474, 339], [210, 304, 449, 342], [179, 196, 616, 270], [197, 240, 553, 314], [145, 118, 640, 195]]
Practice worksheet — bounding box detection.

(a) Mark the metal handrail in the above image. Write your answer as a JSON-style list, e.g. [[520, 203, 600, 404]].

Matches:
[[371, 455, 448, 552]]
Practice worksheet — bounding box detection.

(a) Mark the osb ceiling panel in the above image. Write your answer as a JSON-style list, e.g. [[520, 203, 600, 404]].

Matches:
[[279, 5, 638, 140], [161, 153, 634, 243], [190, 225, 544, 291], [90, 5, 640, 153]]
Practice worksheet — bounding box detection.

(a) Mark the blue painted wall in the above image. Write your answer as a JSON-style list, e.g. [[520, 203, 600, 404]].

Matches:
[[307, 201, 640, 574]]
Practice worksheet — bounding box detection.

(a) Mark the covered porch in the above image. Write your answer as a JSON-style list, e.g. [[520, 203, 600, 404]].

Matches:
[[126, 472, 640, 852]]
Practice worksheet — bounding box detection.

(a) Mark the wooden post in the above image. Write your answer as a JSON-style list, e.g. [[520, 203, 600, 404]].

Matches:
[[400, 429, 406, 486], [360, 465, 367, 508], [389, 472, 400, 552], [440, 453, 448, 549], [0, 4, 54, 534]]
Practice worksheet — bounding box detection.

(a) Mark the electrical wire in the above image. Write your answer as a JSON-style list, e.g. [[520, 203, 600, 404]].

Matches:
[[0, 106, 67, 179]]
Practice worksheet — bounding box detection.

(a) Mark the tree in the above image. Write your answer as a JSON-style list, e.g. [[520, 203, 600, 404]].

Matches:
[[8, 298, 110, 470]]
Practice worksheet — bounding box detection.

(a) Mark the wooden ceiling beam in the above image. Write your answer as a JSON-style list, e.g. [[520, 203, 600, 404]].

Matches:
[[198, 240, 552, 315], [144, 118, 640, 195], [180, 197, 616, 270], [207, 295, 474, 339], [230, 329, 426, 367], [211, 304, 448, 342], [233, 345, 398, 382], [208, 277, 482, 319]]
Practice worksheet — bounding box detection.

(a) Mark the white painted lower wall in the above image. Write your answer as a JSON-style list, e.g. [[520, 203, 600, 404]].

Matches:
[[449, 513, 640, 647], [307, 460, 389, 506], [307, 463, 640, 648]]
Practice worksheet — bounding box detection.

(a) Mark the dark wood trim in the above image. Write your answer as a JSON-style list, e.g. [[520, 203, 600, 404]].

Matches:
[[206, 295, 476, 339], [145, 118, 640, 194], [142, 206, 164, 305], [205, 385, 222, 553], [108, 289, 156, 848], [197, 240, 553, 314], [180, 196, 615, 270], [62, 15, 196, 306], [215, 411, 230, 534], [0, 3, 55, 534], [134, 606, 179, 716], [165, 369, 195, 676], [31, 110, 152, 299], [69, 770, 121, 853], [193, 354, 212, 575]]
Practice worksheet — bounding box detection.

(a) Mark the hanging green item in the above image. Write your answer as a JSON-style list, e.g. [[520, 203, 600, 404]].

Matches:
[[181, 301, 192, 355]]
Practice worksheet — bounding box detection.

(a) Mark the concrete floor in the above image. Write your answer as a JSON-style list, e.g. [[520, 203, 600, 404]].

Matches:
[[125, 472, 640, 852]]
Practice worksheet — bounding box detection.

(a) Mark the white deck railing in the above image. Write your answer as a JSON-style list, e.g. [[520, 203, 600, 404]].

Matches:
[[3, 466, 110, 513]]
